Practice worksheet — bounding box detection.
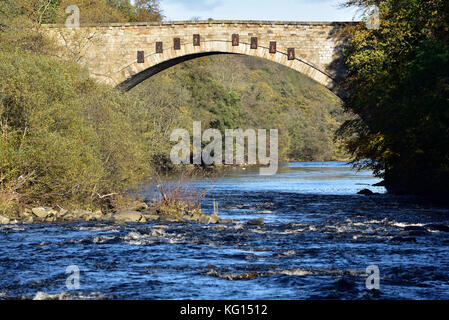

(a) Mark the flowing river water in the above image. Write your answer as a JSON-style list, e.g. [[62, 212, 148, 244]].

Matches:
[[1, 162, 448, 300]]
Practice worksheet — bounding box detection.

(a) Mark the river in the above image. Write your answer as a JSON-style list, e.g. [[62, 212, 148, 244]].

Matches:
[[1, 161, 448, 299]]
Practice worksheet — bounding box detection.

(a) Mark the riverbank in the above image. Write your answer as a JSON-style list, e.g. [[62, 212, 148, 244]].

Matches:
[[0, 201, 240, 226], [0, 162, 385, 226]]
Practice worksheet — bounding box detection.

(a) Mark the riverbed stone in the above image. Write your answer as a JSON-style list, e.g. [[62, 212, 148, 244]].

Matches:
[[159, 215, 185, 223], [58, 208, 69, 217], [210, 214, 221, 224], [221, 219, 238, 225], [247, 218, 265, 226], [101, 213, 114, 221], [32, 207, 57, 219], [21, 208, 34, 218], [23, 216, 34, 224], [45, 215, 57, 223], [198, 214, 220, 224], [0, 215, 10, 224], [83, 214, 97, 222], [114, 210, 147, 223], [357, 189, 374, 195], [72, 209, 92, 218], [198, 215, 211, 224], [184, 213, 201, 222], [143, 214, 160, 221], [62, 214, 76, 222]]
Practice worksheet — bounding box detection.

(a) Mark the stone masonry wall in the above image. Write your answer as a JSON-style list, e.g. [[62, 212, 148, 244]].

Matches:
[[45, 20, 353, 92]]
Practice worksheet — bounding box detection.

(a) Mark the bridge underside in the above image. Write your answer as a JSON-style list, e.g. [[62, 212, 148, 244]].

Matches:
[[117, 52, 232, 91], [113, 42, 341, 95]]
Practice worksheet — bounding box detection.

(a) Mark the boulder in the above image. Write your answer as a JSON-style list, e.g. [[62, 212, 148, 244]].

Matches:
[[210, 214, 221, 224], [45, 216, 57, 223], [72, 209, 92, 218], [151, 228, 166, 237], [21, 208, 33, 218], [198, 214, 220, 224], [221, 219, 239, 225], [114, 210, 147, 223], [58, 208, 69, 217], [80, 211, 103, 222], [101, 213, 114, 221], [159, 215, 185, 223], [357, 189, 374, 195], [83, 215, 98, 222], [23, 216, 34, 224], [62, 214, 76, 222], [372, 181, 386, 187], [184, 214, 201, 222], [143, 214, 160, 222], [0, 215, 10, 224], [247, 218, 265, 226], [32, 207, 57, 219]]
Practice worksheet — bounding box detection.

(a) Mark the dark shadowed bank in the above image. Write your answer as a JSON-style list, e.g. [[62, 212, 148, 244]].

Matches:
[[338, 0, 449, 198]]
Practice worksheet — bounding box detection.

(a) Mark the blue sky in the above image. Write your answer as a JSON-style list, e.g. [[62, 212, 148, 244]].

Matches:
[[160, 0, 361, 22]]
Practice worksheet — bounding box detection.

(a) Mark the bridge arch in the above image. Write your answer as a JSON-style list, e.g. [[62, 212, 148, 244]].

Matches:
[[46, 21, 352, 96], [112, 40, 337, 92]]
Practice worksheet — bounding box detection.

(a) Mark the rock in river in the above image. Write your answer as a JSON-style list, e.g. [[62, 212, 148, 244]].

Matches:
[[198, 214, 220, 224], [0, 215, 10, 224], [159, 215, 185, 223], [32, 207, 57, 219], [114, 210, 147, 223], [247, 218, 265, 226], [357, 189, 374, 195]]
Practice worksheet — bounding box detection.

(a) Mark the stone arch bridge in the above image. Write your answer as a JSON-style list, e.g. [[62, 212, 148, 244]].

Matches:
[[46, 20, 354, 95]]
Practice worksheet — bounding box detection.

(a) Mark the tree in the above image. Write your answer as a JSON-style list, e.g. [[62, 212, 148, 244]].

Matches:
[[133, 0, 163, 22], [338, 0, 449, 195]]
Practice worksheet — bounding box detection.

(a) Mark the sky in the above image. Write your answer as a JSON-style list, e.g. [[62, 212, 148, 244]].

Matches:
[[159, 0, 361, 22]]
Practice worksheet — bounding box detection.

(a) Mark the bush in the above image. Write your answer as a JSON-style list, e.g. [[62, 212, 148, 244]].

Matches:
[[0, 50, 151, 214]]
